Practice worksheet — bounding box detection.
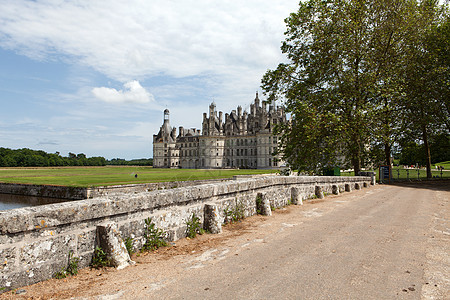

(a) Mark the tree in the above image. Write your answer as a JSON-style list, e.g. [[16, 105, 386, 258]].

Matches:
[[262, 0, 420, 174], [402, 3, 449, 178], [262, 0, 448, 175]]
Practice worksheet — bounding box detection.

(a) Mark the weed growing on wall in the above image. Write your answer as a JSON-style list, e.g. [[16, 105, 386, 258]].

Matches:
[[91, 246, 110, 269], [54, 250, 79, 279], [142, 217, 168, 251], [255, 194, 263, 215], [186, 213, 205, 239], [224, 198, 245, 223], [124, 237, 134, 256]]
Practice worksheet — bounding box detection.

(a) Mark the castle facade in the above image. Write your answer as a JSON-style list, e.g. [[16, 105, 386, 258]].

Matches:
[[153, 92, 286, 169]]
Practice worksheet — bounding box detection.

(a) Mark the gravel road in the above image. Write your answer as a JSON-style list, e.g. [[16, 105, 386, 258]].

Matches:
[[3, 181, 448, 299]]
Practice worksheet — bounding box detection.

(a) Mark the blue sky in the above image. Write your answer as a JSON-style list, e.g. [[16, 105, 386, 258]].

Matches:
[[0, 0, 299, 159]]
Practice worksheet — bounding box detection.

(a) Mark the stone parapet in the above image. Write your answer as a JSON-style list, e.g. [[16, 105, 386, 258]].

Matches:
[[0, 175, 372, 291]]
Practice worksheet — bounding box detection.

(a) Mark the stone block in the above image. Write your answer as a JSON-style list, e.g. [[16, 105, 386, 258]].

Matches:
[[96, 223, 135, 270], [0, 247, 16, 273], [332, 185, 339, 195], [256, 193, 272, 216], [19, 235, 76, 266], [345, 184, 351, 192], [204, 204, 222, 234], [76, 229, 96, 254], [315, 186, 324, 199]]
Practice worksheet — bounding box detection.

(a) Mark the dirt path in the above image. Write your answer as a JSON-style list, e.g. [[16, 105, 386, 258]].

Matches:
[[2, 182, 448, 299]]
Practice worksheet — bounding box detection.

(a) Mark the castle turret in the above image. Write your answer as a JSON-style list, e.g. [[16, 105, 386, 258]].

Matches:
[[179, 126, 184, 137], [254, 92, 260, 111]]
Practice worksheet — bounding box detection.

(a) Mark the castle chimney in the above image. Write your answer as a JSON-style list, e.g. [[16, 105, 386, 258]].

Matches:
[[171, 127, 176, 138], [254, 92, 260, 108], [179, 126, 184, 137]]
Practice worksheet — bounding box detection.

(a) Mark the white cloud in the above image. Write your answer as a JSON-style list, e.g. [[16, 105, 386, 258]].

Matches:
[[92, 81, 153, 104], [0, 0, 298, 83], [0, 1, 300, 159]]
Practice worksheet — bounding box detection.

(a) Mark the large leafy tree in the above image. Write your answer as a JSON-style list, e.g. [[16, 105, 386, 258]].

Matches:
[[401, 2, 449, 178], [263, 0, 448, 175]]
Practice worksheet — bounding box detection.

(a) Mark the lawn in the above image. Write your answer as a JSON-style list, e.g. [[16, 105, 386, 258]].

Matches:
[[342, 166, 450, 181], [0, 166, 279, 187]]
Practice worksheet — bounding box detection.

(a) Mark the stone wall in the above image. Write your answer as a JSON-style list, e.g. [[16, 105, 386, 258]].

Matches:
[[0, 175, 372, 291], [0, 183, 88, 200], [0, 178, 232, 200]]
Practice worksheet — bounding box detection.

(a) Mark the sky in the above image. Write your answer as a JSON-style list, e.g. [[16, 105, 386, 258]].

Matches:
[[0, 0, 299, 160]]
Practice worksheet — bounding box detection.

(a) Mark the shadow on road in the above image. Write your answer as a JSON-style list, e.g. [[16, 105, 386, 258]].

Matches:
[[387, 179, 450, 192]]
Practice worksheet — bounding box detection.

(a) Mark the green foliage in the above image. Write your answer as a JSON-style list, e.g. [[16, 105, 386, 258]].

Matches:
[[107, 158, 153, 166], [255, 194, 263, 215], [142, 218, 168, 251], [0, 147, 106, 167], [54, 250, 79, 279], [124, 237, 134, 256], [224, 198, 245, 223], [261, 0, 449, 177], [91, 246, 110, 269], [185, 213, 205, 239]]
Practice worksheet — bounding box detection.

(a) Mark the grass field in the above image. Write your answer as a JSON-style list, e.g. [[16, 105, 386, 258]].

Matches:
[[0, 166, 279, 187], [342, 167, 450, 181]]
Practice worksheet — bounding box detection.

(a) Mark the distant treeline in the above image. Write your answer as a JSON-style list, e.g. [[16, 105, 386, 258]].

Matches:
[[0, 148, 153, 167], [107, 158, 153, 166], [0, 148, 107, 167]]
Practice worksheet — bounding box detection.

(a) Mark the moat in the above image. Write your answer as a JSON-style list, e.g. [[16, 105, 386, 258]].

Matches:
[[0, 193, 66, 210]]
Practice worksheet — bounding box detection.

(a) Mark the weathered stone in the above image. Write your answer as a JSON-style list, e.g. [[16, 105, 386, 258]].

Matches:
[[0, 247, 16, 272], [96, 223, 135, 270], [203, 204, 222, 234], [256, 193, 272, 216], [290, 187, 303, 205], [76, 230, 96, 255], [371, 174, 376, 185], [345, 184, 352, 192], [315, 186, 324, 199], [1, 175, 372, 291], [19, 235, 76, 266], [332, 185, 339, 195]]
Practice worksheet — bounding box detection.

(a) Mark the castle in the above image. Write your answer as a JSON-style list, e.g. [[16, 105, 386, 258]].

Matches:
[[153, 92, 286, 169]]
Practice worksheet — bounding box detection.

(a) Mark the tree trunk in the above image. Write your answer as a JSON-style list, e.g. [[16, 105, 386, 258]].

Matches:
[[421, 124, 432, 179], [384, 143, 391, 167], [352, 155, 361, 176]]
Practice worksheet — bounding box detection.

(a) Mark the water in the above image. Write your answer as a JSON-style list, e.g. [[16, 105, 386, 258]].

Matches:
[[0, 193, 67, 211]]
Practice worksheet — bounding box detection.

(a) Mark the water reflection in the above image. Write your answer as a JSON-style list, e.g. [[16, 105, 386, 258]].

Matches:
[[0, 193, 67, 211]]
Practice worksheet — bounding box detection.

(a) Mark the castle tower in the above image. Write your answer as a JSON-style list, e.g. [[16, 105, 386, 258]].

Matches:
[[153, 109, 179, 168]]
